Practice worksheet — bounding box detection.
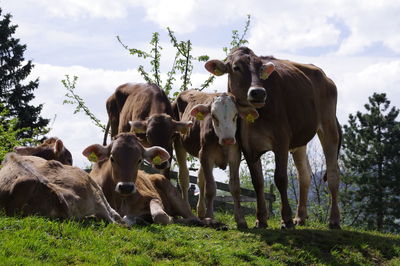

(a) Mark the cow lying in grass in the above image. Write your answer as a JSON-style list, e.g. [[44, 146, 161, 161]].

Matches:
[[0, 138, 123, 224], [83, 132, 214, 226], [173, 90, 259, 228]]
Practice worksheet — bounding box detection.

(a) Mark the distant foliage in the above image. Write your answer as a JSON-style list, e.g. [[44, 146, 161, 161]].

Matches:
[[342, 93, 400, 233], [0, 8, 49, 140], [0, 106, 34, 162], [62, 75, 106, 132]]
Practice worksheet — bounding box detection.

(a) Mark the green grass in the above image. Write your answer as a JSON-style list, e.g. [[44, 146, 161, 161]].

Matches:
[[0, 212, 399, 265]]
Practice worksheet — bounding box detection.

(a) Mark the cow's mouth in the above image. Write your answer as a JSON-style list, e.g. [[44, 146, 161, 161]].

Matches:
[[249, 100, 266, 108]]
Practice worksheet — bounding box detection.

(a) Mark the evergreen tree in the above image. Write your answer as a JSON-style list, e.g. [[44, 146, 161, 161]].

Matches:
[[0, 8, 48, 140], [342, 93, 400, 232]]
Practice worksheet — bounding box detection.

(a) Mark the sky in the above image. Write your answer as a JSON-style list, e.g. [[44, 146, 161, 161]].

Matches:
[[2, 0, 400, 171]]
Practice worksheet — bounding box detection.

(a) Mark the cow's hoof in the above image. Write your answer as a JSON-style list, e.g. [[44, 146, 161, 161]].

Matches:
[[329, 223, 341, 230], [203, 218, 228, 230], [236, 222, 248, 230], [254, 221, 268, 229], [123, 215, 149, 226], [281, 220, 295, 229], [293, 217, 306, 226]]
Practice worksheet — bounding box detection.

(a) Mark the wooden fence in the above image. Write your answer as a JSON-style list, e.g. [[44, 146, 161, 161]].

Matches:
[[141, 164, 276, 215]]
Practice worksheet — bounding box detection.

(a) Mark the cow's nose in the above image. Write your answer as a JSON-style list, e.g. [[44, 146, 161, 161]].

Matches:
[[248, 87, 266, 102], [115, 182, 136, 194], [222, 138, 235, 146]]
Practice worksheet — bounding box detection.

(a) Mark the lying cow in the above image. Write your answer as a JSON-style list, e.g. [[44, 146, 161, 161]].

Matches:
[[0, 139, 122, 224], [205, 47, 342, 229], [173, 90, 258, 228], [83, 132, 204, 226], [14, 137, 73, 165], [103, 83, 192, 178]]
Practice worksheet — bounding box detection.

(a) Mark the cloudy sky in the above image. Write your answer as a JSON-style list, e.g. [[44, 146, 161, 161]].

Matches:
[[2, 0, 400, 169]]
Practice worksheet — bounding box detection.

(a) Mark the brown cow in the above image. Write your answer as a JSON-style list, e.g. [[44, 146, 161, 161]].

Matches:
[[173, 90, 258, 228], [14, 137, 73, 165], [0, 142, 122, 224], [205, 47, 341, 229], [103, 83, 192, 178], [83, 132, 203, 226]]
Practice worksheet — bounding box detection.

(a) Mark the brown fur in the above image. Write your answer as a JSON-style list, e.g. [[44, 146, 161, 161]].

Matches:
[[206, 47, 342, 229], [0, 153, 122, 223], [173, 90, 246, 228]]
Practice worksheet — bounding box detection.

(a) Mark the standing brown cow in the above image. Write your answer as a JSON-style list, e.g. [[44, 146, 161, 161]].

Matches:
[[205, 47, 341, 229], [103, 83, 192, 179], [173, 90, 258, 228], [83, 133, 204, 226]]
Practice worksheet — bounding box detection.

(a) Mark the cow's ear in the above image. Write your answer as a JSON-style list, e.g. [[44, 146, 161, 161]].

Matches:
[[172, 120, 193, 134], [54, 139, 65, 154], [129, 121, 147, 134], [82, 144, 110, 163], [205, 60, 227, 76], [143, 146, 170, 165], [238, 106, 259, 123], [190, 104, 210, 120], [260, 62, 275, 80], [14, 146, 37, 155]]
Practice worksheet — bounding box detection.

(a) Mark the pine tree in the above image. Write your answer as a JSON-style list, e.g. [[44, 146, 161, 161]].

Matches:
[[0, 8, 48, 140], [342, 93, 400, 232]]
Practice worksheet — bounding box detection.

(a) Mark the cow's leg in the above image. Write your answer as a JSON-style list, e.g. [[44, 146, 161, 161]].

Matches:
[[244, 154, 268, 228], [274, 148, 294, 229], [173, 138, 189, 202], [199, 149, 216, 219], [317, 118, 341, 229], [196, 167, 206, 219], [228, 145, 247, 229], [150, 199, 173, 225], [291, 146, 311, 226]]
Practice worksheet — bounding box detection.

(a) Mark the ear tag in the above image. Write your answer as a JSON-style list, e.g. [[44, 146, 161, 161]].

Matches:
[[88, 152, 98, 162], [246, 113, 256, 123], [195, 112, 205, 121], [133, 127, 146, 134], [214, 68, 223, 76], [260, 72, 270, 80], [152, 155, 162, 165]]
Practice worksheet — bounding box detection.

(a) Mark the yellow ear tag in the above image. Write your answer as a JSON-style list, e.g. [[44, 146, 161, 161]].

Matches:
[[152, 155, 162, 165], [195, 112, 204, 121], [246, 113, 255, 123], [88, 152, 98, 162], [214, 68, 223, 76], [133, 127, 146, 134]]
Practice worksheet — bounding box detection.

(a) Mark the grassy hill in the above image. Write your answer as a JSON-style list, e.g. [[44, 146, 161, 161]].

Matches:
[[0, 212, 399, 265]]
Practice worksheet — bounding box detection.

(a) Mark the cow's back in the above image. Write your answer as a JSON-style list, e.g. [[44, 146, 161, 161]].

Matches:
[[118, 83, 173, 133]]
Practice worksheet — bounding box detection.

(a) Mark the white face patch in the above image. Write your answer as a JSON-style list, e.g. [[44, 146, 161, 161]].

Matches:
[[210, 94, 238, 146]]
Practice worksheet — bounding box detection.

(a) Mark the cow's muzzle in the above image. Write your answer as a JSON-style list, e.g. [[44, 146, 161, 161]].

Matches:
[[220, 137, 236, 146], [115, 182, 136, 195], [247, 87, 266, 108]]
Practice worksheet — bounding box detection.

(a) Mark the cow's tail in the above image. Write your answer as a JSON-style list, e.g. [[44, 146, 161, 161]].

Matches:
[[103, 119, 110, 146], [323, 117, 342, 182]]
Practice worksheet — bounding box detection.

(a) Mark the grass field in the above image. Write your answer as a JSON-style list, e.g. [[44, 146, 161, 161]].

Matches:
[[1, 212, 399, 265]]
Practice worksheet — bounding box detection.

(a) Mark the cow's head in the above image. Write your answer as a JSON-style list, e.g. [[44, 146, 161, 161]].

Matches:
[[14, 137, 73, 165], [190, 93, 259, 145], [204, 47, 275, 109], [82, 133, 170, 195], [129, 114, 192, 170]]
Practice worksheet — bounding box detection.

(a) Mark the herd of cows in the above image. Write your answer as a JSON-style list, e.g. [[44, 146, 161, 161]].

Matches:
[[0, 47, 341, 230]]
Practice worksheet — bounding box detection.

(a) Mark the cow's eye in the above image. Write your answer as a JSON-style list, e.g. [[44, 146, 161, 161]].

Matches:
[[233, 65, 241, 72], [138, 158, 143, 164], [110, 155, 115, 163], [212, 115, 219, 126]]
